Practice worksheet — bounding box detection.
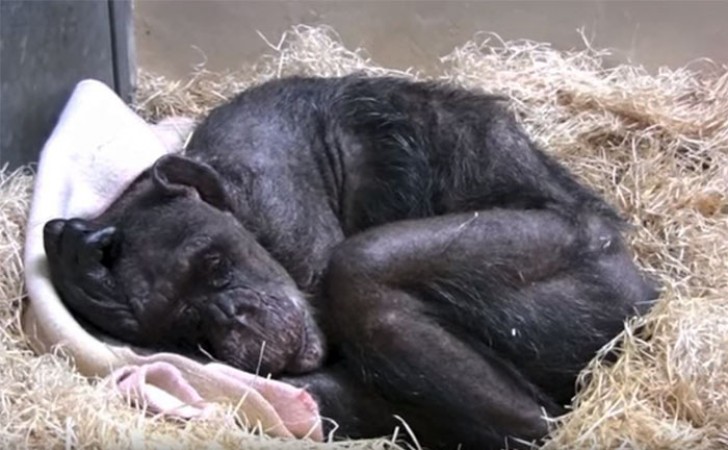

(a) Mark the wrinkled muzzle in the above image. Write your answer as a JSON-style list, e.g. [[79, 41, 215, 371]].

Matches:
[[202, 289, 326, 376]]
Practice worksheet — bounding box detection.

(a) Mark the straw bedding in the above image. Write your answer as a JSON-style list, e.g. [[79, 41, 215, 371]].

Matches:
[[1, 25, 727, 449]]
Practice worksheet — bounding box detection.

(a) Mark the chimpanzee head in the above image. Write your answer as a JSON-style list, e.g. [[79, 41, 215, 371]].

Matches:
[[43, 154, 325, 376]]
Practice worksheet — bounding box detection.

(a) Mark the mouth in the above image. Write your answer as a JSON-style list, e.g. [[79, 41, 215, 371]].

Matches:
[[284, 309, 326, 374], [202, 287, 326, 375]]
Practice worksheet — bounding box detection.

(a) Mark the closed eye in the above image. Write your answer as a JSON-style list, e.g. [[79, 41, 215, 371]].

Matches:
[[197, 248, 232, 288]]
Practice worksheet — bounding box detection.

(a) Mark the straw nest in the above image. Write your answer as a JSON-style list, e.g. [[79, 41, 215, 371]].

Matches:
[[1, 25, 727, 449]]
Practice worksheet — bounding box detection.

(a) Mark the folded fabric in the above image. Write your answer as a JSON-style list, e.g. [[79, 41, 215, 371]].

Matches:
[[22, 79, 323, 441]]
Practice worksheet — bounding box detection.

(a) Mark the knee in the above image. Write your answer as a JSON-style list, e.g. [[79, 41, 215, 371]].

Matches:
[[325, 242, 402, 339], [328, 300, 408, 358], [326, 234, 388, 303], [327, 240, 362, 285], [328, 231, 390, 277]]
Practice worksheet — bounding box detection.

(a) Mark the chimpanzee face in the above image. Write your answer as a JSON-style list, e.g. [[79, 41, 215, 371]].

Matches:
[[44, 155, 325, 376]]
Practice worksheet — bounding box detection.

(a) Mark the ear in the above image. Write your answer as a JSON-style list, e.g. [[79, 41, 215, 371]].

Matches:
[[152, 154, 231, 211]]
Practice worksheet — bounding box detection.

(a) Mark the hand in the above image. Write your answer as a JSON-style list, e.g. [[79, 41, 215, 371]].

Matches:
[[43, 218, 141, 337]]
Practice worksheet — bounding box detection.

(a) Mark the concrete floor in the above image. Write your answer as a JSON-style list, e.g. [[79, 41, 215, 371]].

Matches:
[[135, 1, 727, 79]]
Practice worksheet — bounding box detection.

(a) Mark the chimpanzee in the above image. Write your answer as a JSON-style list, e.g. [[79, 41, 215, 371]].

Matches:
[[43, 75, 657, 450]]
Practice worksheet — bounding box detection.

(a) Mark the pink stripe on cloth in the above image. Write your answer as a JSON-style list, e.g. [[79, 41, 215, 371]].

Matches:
[[107, 361, 323, 441], [208, 363, 323, 440], [110, 362, 217, 420]]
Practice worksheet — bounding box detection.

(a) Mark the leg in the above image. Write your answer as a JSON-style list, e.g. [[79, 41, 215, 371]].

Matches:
[[321, 209, 649, 449]]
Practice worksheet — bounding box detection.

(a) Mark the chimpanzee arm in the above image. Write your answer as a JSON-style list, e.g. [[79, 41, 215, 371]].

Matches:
[[308, 208, 651, 449]]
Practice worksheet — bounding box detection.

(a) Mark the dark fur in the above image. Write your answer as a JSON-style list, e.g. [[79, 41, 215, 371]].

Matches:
[[44, 75, 657, 449]]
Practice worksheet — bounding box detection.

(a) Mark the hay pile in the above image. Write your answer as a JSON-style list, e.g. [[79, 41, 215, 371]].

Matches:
[[1, 25, 727, 449]]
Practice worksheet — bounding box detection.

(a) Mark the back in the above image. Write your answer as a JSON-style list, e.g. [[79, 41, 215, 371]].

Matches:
[[325, 76, 623, 233]]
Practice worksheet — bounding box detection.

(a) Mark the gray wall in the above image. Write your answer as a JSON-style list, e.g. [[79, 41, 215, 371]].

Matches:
[[136, 0, 727, 79]]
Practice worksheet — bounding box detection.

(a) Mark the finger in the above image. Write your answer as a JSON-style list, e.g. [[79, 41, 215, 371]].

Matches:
[[43, 219, 67, 261], [80, 226, 118, 266], [59, 218, 94, 265]]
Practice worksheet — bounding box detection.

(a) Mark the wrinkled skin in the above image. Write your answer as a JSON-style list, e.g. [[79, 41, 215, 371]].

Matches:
[[45, 76, 657, 449]]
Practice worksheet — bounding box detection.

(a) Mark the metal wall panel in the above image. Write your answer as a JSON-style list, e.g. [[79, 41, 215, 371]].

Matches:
[[0, 0, 135, 169]]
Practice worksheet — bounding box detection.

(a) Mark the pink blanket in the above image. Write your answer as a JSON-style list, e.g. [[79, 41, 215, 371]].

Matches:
[[22, 79, 323, 441]]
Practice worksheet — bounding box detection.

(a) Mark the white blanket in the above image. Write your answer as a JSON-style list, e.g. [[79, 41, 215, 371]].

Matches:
[[22, 79, 323, 441]]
